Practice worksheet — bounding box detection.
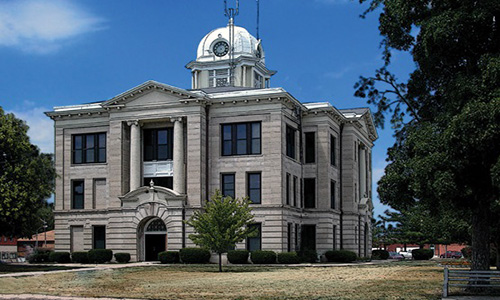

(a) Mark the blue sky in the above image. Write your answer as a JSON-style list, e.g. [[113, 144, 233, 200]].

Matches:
[[0, 0, 414, 217]]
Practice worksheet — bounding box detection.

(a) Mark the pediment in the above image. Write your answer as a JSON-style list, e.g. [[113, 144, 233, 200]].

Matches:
[[119, 186, 186, 209], [101, 80, 201, 109]]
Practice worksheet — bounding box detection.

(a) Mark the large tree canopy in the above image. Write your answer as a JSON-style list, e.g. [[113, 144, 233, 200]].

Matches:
[[356, 0, 500, 270], [0, 107, 55, 237]]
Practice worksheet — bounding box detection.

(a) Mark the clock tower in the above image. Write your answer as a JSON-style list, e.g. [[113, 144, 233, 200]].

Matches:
[[185, 21, 276, 89]]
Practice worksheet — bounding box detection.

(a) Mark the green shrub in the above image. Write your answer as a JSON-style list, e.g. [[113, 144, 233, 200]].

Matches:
[[114, 253, 131, 263], [461, 246, 472, 259], [71, 251, 89, 264], [158, 251, 180, 264], [250, 250, 276, 264], [27, 248, 52, 263], [371, 250, 389, 260], [298, 250, 318, 263], [412, 249, 434, 260], [227, 250, 249, 264], [324, 250, 357, 263], [277, 252, 300, 264], [179, 248, 211, 264], [88, 249, 113, 264], [49, 252, 71, 263]]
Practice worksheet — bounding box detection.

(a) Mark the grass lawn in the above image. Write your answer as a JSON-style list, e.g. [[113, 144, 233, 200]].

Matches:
[[0, 263, 84, 275], [0, 261, 445, 300]]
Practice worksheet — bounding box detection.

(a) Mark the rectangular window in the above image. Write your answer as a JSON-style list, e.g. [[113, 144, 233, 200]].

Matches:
[[93, 226, 106, 249], [305, 132, 315, 163], [330, 180, 336, 209], [72, 133, 106, 164], [286, 173, 290, 205], [209, 69, 230, 87], [287, 223, 292, 252], [221, 122, 261, 156], [247, 172, 261, 204], [333, 225, 337, 250], [330, 135, 336, 166], [143, 128, 173, 161], [72, 180, 85, 209], [254, 72, 263, 88], [286, 125, 296, 159], [301, 224, 316, 251], [293, 176, 298, 207], [304, 178, 316, 208], [221, 173, 235, 199], [246, 223, 261, 251], [295, 224, 299, 251]]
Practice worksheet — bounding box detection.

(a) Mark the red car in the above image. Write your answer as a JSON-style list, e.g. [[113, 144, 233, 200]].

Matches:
[[440, 251, 462, 259]]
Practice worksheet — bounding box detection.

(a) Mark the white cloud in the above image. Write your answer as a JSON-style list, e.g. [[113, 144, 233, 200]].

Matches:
[[0, 0, 104, 54], [8, 104, 54, 154]]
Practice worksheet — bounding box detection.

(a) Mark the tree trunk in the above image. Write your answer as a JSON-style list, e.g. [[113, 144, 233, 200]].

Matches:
[[471, 200, 490, 271], [218, 253, 222, 272], [495, 237, 500, 270]]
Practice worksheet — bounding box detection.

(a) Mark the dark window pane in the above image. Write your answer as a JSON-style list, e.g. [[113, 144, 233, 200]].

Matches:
[[74, 136, 82, 149], [252, 123, 260, 138], [143, 128, 172, 161], [286, 126, 295, 159], [236, 140, 247, 154], [221, 122, 261, 156], [86, 135, 94, 148], [222, 174, 235, 199], [223, 125, 232, 140], [246, 223, 261, 251], [331, 181, 336, 209], [248, 173, 261, 204], [251, 139, 260, 154], [157, 130, 168, 145], [99, 149, 106, 162], [301, 225, 316, 251], [157, 145, 168, 160], [249, 174, 260, 188], [223, 141, 232, 156], [99, 134, 106, 148], [330, 135, 336, 166], [74, 150, 82, 164], [72, 133, 106, 164], [293, 176, 297, 207], [236, 124, 247, 139], [86, 149, 95, 163], [304, 178, 316, 208], [286, 173, 290, 205], [305, 132, 315, 163], [72, 180, 84, 209], [93, 226, 106, 249]]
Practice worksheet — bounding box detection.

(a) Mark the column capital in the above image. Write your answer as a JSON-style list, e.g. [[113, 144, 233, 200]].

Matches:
[[127, 120, 140, 127], [173, 117, 184, 123]]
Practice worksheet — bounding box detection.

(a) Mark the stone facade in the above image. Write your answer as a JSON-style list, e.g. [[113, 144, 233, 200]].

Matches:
[[46, 24, 377, 262]]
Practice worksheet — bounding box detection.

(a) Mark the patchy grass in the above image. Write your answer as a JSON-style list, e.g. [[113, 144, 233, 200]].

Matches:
[[0, 263, 84, 274], [0, 261, 444, 299]]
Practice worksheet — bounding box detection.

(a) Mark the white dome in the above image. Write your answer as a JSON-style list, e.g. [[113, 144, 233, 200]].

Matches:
[[196, 24, 262, 62]]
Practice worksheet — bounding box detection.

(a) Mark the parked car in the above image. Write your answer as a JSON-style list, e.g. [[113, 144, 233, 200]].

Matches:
[[388, 252, 405, 260], [440, 251, 462, 259], [399, 250, 413, 259]]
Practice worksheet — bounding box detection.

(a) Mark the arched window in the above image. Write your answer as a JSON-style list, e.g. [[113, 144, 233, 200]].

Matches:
[[146, 219, 166, 232]]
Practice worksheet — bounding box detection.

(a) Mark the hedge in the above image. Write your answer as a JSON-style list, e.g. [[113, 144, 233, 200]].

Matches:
[[371, 250, 389, 260], [227, 250, 249, 264], [71, 251, 89, 264], [49, 252, 71, 263], [27, 248, 52, 263], [324, 250, 357, 263], [88, 249, 113, 264], [158, 251, 180, 264], [412, 249, 434, 260], [179, 248, 211, 264], [114, 253, 131, 263], [277, 252, 300, 264], [298, 250, 318, 263], [250, 250, 276, 264]]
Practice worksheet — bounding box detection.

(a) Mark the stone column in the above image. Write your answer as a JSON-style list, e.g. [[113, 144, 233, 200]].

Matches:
[[129, 120, 141, 191], [173, 118, 185, 194], [359, 146, 367, 198]]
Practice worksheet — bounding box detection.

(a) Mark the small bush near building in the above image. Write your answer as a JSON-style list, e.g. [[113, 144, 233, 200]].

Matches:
[[461, 246, 472, 259], [324, 250, 357, 263], [277, 252, 300, 264], [158, 251, 180, 264], [27, 248, 52, 263], [412, 249, 434, 260], [49, 252, 71, 263], [250, 250, 276, 264], [179, 248, 211, 264], [114, 253, 131, 263], [372, 250, 390, 260], [88, 249, 113, 264], [227, 250, 249, 264], [298, 250, 318, 263], [71, 251, 89, 264]]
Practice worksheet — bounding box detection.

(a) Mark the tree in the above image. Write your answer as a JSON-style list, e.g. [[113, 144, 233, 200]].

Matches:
[[185, 190, 256, 272], [0, 107, 55, 237], [356, 0, 500, 270]]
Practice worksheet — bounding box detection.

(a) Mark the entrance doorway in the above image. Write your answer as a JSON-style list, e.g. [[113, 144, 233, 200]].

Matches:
[[143, 218, 167, 261]]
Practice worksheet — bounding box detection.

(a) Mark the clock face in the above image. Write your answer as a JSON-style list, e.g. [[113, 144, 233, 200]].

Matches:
[[213, 41, 229, 57]]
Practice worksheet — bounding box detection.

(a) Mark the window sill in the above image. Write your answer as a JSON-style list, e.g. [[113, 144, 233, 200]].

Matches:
[[71, 162, 108, 167]]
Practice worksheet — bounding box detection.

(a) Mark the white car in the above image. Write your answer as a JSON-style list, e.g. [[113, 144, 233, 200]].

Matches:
[[399, 251, 413, 259]]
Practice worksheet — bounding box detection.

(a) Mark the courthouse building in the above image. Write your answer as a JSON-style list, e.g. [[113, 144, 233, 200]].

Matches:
[[46, 22, 377, 261]]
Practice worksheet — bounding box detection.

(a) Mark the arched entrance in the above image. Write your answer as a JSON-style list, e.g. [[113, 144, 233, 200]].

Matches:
[[143, 218, 167, 261]]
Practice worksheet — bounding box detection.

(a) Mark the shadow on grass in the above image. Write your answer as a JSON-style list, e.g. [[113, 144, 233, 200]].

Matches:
[[0, 263, 85, 274]]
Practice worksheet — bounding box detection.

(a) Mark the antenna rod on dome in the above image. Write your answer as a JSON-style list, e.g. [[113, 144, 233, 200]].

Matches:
[[256, 0, 260, 40], [224, 0, 239, 87]]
